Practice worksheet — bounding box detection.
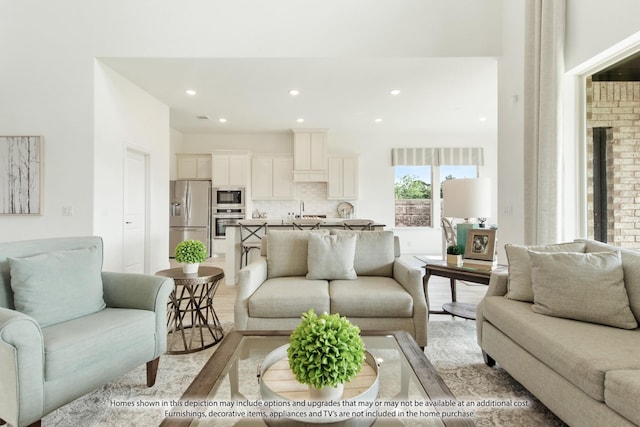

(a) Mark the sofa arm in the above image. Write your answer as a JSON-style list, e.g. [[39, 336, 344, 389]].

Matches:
[[476, 270, 508, 347], [235, 257, 268, 330], [102, 272, 174, 356], [0, 308, 45, 427], [393, 258, 428, 346]]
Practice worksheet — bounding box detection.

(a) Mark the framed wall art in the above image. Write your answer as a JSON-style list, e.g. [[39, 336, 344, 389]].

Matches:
[[464, 228, 497, 261], [0, 136, 43, 215]]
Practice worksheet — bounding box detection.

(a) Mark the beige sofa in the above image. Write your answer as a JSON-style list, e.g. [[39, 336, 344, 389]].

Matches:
[[234, 230, 428, 347], [477, 239, 640, 427]]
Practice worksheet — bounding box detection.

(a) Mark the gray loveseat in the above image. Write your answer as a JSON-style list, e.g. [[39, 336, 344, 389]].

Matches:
[[477, 239, 640, 426], [234, 230, 428, 347], [0, 237, 173, 427]]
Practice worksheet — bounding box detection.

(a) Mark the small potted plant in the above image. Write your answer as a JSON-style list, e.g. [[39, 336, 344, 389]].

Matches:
[[287, 309, 365, 400], [446, 244, 464, 267], [174, 239, 207, 274]]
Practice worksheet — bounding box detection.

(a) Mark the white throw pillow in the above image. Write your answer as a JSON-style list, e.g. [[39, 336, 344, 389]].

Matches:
[[266, 230, 328, 278], [306, 233, 357, 280], [504, 242, 586, 302], [529, 250, 638, 329]]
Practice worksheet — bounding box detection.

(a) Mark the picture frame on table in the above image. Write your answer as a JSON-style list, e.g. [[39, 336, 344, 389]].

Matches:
[[464, 228, 496, 261], [0, 136, 43, 215]]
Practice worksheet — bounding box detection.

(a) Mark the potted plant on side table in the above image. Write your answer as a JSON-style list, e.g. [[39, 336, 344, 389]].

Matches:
[[287, 309, 365, 400], [446, 244, 464, 267], [174, 239, 207, 274]]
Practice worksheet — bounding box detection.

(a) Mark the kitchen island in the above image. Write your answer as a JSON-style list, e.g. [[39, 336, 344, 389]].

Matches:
[[224, 219, 385, 284]]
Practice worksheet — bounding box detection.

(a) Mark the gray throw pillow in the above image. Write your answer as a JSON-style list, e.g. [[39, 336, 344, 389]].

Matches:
[[266, 230, 328, 278], [306, 233, 357, 280], [9, 246, 106, 327], [331, 230, 395, 277], [504, 242, 586, 302], [529, 250, 638, 329]]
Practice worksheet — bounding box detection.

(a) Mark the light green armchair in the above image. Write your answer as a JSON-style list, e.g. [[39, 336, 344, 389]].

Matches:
[[0, 237, 173, 427]]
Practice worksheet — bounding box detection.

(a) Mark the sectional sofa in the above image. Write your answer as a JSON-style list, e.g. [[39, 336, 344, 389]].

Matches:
[[234, 229, 428, 347], [477, 239, 640, 426]]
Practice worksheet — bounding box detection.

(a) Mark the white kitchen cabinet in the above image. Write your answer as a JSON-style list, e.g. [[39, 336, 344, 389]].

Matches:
[[251, 156, 294, 199], [176, 154, 212, 179], [212, 154, 248, 186], [293, 130, 328, 182], [328, 156, 358, 200]]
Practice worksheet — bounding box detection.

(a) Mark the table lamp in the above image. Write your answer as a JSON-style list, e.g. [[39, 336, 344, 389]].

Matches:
[[443, 178, 491, 254]]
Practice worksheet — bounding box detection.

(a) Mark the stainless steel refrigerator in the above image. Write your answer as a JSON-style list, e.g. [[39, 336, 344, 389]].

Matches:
[[169, 180, 211, 258]]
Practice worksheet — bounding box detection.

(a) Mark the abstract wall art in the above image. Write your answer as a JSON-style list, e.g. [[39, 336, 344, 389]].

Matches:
[[0, 136, 43, 215]]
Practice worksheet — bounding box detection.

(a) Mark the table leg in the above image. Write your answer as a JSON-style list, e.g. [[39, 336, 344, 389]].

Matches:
[[450, 278, 457, 302]]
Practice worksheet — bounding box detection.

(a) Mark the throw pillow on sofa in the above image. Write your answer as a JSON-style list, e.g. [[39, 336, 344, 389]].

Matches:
[[306, 233, 357, 280], [9, 245, 106, 327], [529, 250, 638, 329], [266, 230, 328, 279], [331, 230, 395, 277], [504, 241, 586, 302]]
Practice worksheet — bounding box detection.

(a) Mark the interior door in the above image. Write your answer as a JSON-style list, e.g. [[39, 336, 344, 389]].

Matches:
[[124, 149, 148, 273]]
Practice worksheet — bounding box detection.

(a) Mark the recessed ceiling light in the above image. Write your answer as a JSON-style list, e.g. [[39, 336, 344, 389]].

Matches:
[[296, 118, 304, 123], [389, 89, 401, 96], [375, 118, 383, 123], [479, 117, 487, 122], [218, 118, 228, 123], [289, 89, 300, 96], [185, 89, 197, 96]]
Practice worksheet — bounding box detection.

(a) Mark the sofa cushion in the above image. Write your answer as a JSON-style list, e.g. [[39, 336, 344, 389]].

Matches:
[[43, 307, 155, 380], [9, 246, 106, 327], [605, 370, 640, 426], [306, 233, 357, 280], [504, 242, 586, 302], [266, 230, 326, 279], [248, 277, 330, 318], [331, 230, 395, 277], [329, 277, 413, 318], [482, 296, 640, 402], [529, 251, 637, 329], [580, 239, 640, 323]]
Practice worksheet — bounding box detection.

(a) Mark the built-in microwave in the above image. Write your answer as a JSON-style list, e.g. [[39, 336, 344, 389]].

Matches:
[[213, 187, 245, 208]]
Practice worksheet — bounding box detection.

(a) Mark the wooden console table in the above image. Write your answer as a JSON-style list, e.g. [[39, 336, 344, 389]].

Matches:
[[420, 260, 505, 320]]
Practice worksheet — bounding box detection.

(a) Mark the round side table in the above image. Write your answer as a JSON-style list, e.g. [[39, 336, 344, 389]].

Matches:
[[156, 267, 225, 354]]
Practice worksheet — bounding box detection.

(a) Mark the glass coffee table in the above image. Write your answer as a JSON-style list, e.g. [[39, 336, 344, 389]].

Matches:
[[160, 331, 474, 427]]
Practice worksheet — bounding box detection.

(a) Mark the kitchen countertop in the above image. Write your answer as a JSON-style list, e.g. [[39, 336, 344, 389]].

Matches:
[[232, 219, 385, 227]]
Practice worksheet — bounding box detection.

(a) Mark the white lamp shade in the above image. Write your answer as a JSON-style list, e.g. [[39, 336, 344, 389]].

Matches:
[[443, 178, 491, 219]]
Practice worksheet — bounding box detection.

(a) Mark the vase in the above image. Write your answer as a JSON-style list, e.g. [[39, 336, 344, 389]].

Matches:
[[447, 254, 462, 267], [182, 262, 199, 274], [308, 383, 344, 401]]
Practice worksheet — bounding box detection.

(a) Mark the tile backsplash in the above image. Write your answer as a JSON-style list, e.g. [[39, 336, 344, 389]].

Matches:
[[250, 182, 356, 220]]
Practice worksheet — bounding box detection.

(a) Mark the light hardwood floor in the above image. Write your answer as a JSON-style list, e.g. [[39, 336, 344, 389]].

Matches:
[[171, 255, 489, 326]]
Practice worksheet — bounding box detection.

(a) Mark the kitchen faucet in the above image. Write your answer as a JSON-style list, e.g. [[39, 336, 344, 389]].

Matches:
[[299, 200, 305, 219]]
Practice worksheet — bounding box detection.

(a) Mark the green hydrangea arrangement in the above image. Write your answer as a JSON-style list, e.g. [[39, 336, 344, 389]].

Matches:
[[287, 309, 365, 389], [446, 244, 464, 255], [174, 240, 207, 264]]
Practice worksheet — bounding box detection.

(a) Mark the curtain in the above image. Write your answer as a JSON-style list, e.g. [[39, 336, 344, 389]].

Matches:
[[391, 147, 483, 166], [524, 0, 565, 245]]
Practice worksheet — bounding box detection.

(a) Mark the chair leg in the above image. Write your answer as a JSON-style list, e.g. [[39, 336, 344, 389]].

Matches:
[[482, 351, 496, 367], [146, 357, 160, 387]]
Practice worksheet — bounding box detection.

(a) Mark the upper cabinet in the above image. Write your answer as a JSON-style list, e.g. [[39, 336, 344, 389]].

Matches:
[[292, 129, 328, 182], [176, 154, 212, 180], [212, 154, 248, 187], [251, 155, 295, 200], [328, 156, 359, 200]]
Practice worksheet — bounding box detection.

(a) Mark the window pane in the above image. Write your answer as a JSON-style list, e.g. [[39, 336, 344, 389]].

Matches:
[[394, 166, 431, 227]]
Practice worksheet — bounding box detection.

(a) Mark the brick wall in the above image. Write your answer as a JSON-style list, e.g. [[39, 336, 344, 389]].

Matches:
[[395, 199, 432, 227], [586, 78, 640, 249]]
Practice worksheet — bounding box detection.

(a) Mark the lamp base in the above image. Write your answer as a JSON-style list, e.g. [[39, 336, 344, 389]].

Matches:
[[456, 223, 475, 255]]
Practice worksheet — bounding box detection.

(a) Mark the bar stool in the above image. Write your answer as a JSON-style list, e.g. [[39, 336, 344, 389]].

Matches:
[[342, 219, 373, 230], [239, 221, 268, 266], [292, 219, 322, 230]]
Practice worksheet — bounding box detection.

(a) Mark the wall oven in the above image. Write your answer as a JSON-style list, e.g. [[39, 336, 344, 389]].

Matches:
[[213, 187, 245, 208], [213, 208, 245, 239]]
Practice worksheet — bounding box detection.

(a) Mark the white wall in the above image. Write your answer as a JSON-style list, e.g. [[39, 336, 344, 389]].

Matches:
[[94, 62, 170, 272]]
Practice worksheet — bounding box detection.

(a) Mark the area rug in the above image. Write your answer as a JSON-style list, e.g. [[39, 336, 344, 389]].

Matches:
[[42, 321, 566, 427]]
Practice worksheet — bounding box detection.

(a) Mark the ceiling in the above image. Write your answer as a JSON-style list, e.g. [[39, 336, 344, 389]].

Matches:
[[100, 57, 497, 135]]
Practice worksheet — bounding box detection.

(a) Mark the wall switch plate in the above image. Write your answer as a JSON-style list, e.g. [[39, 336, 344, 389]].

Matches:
[[62, 206, 73, 216]]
